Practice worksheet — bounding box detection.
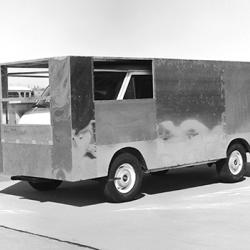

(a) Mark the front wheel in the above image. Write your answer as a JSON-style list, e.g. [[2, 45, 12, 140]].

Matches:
[[29, 179, 62, 191], [104, 153, 143, 202], [216, 144, 247, 182]]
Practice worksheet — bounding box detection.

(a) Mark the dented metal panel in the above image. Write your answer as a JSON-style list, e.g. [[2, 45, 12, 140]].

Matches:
[[70, 57, 97, 180], [49, 57, 72, 180], [154, 59, 226, 167]]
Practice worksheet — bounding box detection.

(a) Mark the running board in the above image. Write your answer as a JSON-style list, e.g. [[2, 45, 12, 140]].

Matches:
[[146, 159, 219, 174]]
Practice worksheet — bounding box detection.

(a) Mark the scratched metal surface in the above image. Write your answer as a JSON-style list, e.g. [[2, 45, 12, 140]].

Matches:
[[49, 57, 72, 180], [70, 57, 97, 180], [154, 59, 226, 167]]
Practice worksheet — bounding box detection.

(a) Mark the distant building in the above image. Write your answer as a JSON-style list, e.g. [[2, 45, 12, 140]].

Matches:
[[8, 85, 34, 98]]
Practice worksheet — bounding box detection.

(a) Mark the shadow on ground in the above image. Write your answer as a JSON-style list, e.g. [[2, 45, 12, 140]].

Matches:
[[0, 164, 231, 207], [142, 165, 219, 195], [0, 179, 107, 207]]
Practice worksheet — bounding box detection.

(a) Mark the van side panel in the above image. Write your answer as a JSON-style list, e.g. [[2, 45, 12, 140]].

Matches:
[[95, 99, 158, 175], [2, 144, 52, 178], [223, 62, 250, 134], [49, 57, 73, 180], [222, 62, 250, 149], [95, 100, 156, 145], [70, 57, 97, 180], [154, 59, 226, 166]]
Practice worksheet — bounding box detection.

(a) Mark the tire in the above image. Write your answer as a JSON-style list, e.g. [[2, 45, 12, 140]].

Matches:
[[104, 153, 143, 202], [29, 179, 62, 191], [216, 144, 247, 183]]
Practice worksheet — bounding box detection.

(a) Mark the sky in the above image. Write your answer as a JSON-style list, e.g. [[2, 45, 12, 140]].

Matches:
[[1, 0, 250, 86], [1, 0, 250, 62]]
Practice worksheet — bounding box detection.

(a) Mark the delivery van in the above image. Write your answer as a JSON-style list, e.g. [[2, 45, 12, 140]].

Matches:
[[1, 56, 250, 202]]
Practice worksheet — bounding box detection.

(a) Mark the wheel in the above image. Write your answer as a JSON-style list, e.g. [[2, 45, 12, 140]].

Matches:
[[29, 179, 62, 191], [150, 169, 169, 176], [216, 144, 247, 183], [104, 153, 143, 202]]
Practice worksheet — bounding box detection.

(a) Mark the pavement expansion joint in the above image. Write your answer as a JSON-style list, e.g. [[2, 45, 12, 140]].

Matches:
[[0, 224, 100, 250]]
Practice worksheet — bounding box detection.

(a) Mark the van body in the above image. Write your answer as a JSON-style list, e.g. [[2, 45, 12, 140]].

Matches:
[[1, 56, 250, 202]]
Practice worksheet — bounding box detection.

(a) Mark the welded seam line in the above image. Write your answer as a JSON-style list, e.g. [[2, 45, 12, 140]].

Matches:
[[0, 225, 100, 250]]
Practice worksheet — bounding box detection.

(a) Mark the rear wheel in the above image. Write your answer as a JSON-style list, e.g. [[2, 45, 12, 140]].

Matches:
[[29, 179, 62, 191], [216, 144, 247, 182], [104, 153, 143, 202]]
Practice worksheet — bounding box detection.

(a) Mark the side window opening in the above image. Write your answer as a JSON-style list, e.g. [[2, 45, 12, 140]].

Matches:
[[2, 64, 49, 125], [93, 59, 153, 101], [94, 72, 126, 100], [124, 74, 153, 100]]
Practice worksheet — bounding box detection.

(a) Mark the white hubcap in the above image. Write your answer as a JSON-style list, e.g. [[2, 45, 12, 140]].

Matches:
[[114, 163, 136, 193], [228, 150, 243, 175]]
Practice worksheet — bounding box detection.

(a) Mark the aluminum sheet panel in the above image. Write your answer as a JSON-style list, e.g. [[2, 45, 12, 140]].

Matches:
[[1, 125, 52, 145], [95, 99, 157, 173], [70, 57, 94, 133], [49, 57, 72, 180], [95, 99, 157, 146], [3, 144, 52, 178], [70, 57, 97, 180], [154, 59, 226, 166], [223, 62, 250, 134]]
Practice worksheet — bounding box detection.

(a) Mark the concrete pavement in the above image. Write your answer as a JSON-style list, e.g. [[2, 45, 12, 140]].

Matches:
[[0, 226, 89, 250], [1, 165, 250, 249]]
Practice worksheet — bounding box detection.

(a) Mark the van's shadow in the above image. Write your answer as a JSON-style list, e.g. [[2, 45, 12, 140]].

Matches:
[[0, 179, 107, 207], [1, 164, 249, 207], [142, 165, 219, 195]]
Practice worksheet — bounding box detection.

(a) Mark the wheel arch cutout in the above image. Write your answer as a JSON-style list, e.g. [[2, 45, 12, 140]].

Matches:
[[109, 147, 148, 173], [227, 138, 250, 155]]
